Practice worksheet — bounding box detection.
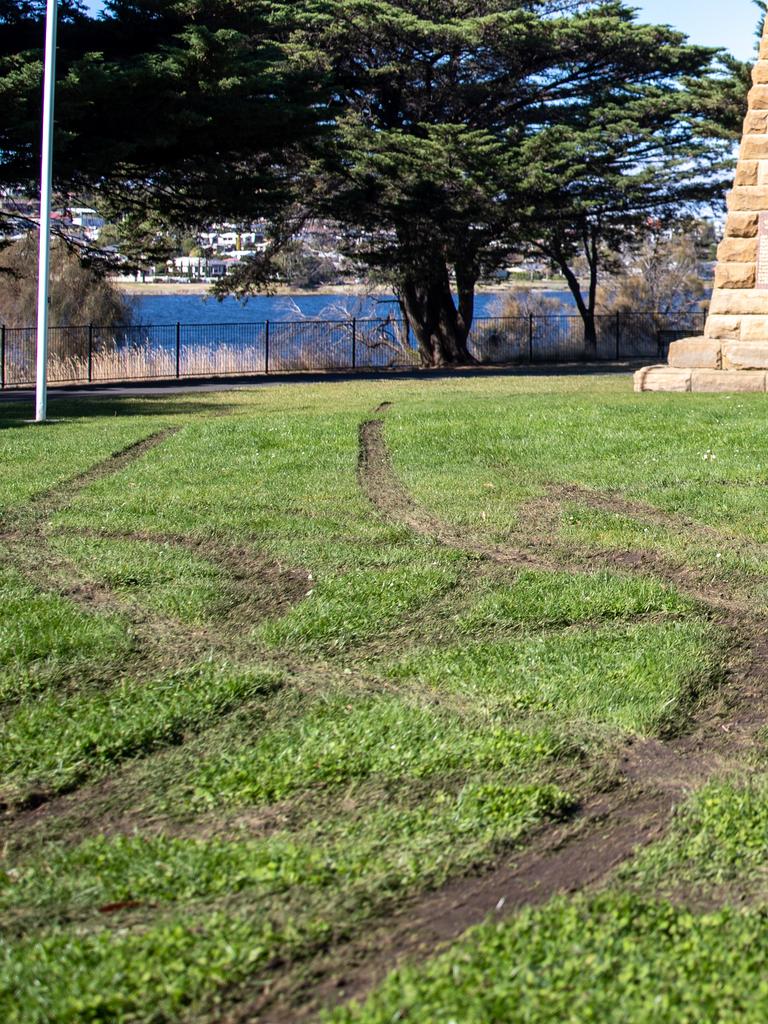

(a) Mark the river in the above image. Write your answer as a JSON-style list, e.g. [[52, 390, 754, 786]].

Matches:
[[129, 290, 575, 325]]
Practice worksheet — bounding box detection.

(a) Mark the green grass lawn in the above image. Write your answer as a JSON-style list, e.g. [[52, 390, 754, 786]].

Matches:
[[2, 374, 768, 1022]]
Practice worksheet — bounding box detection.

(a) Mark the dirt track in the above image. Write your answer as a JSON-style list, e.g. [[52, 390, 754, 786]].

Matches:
[[5, 405, 768, 1022], [0, 427, 309, 813], [251, 405, 768, 1023]]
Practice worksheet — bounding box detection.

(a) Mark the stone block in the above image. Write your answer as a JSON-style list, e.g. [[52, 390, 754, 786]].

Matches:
[[727, 186, 768, 211], [746, 109, 768, 133], [691, 370, 767, 393], [668, 336, 721, 369], [634, 366, 692, 393], [710, 290, 768, 315], [761, 37, 768, 60], [717, 237, 758, 262], [749, 85, 768, 109], [715, 262, 757, 289], [759, 162, 768, 185], [742, 135, 768, 160], [753, 61, 768, 85], [723, 340, 768, 370], [740, 316, 768, 341], [737, 161, 759, 185], [705, 316, 742, 341], [725, 212, 760, 237]]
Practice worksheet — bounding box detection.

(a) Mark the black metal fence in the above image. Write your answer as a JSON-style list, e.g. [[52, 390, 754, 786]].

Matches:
[[0, 311, 706, 388]]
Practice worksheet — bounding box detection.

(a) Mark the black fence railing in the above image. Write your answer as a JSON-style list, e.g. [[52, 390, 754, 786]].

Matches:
[[0, 311, 706, 388]]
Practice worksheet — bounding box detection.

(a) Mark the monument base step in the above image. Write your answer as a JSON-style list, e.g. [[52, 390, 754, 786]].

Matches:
[[634, 366, 768, 393]]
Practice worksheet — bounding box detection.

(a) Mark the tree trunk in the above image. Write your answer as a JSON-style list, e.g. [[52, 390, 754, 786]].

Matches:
[[433, 275, 472, 366], [583, 315, 598, 358], [398, 257, 477, 367], [556, 258, 598, 360], [584, 223, 600, 359], [538, 223, 602, 360], [398, 278, 438, 366]]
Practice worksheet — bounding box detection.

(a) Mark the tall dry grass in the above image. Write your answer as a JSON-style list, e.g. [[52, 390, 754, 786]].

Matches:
[[3, 339, 418, 387]]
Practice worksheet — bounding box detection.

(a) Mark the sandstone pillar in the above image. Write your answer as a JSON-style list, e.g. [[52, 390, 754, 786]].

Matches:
[[635, 25, 768, 393]]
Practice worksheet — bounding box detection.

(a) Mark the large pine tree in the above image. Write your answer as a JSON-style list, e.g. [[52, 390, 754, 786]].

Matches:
[[292, 0, 736, 365], [0, 0, 325, 246], [0, 0, 743, 363]]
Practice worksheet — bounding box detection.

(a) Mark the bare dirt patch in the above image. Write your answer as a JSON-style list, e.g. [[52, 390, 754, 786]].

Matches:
[[248, 789, 675, 1024]]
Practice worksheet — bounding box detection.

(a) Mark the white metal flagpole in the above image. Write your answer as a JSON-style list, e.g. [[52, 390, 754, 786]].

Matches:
[[35, 0, 59, 423]]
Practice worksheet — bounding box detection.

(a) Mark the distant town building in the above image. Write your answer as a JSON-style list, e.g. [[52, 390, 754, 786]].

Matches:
[[68, 207, 105, 239]]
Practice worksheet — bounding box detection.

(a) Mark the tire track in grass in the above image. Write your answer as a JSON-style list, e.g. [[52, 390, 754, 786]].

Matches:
[[547, 481, 768, 547], [255, 659, 768, 1024], [358, 417, 563, 574], [5, 406, 768, 1022], [0, 430, 182, 623], [1, 427, 308, 647], [4, 429, 179, 530], [358, 415, 755, 616], [49, 526, 310, 632], [0, 426, 310, 814], [246, 405, 768, 1024]]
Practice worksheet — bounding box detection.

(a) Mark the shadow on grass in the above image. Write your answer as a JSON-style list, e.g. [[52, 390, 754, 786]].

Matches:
[[0, 397, 239, 428], [0, 361, 643, 424]]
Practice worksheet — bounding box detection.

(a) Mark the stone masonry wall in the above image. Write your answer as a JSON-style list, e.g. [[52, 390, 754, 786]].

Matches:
[[704, 31, 768, 366]]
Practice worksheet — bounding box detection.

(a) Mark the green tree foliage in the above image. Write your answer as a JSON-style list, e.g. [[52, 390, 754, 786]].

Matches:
[[514, 33, 735, 350], [0, 0, 325, 245], [755, 0, 767, 44], [0, 0, 746, 365], [278, 0, 735, 364], [0, 1, 85, 241]]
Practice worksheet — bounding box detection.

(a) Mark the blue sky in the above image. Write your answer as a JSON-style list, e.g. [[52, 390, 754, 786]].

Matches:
[[82, 1, 761, 60], [634, 0, 758, 58]]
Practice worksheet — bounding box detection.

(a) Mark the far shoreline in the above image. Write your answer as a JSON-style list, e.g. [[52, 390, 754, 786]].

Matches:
[[114, 279, 567, 297]]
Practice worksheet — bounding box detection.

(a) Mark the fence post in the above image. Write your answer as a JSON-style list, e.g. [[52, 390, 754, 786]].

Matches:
[[528, 314, 534, 363], [351, 318, 357, 369], [265, 320, 270, 374], [175, 322, 181, 379], [87, 324, 94, 383], [0, 324, 5, 390], [615, 311, 621, 361]]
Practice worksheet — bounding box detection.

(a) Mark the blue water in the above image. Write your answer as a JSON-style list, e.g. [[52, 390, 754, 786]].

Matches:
[[131, 290, 574, 325]]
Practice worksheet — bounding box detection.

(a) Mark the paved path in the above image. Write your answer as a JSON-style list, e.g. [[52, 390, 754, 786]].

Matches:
[[0, 362, 638, 406]]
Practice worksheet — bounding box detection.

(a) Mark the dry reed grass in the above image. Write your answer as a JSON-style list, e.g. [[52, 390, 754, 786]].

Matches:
[[3, 339, 418, 387]]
